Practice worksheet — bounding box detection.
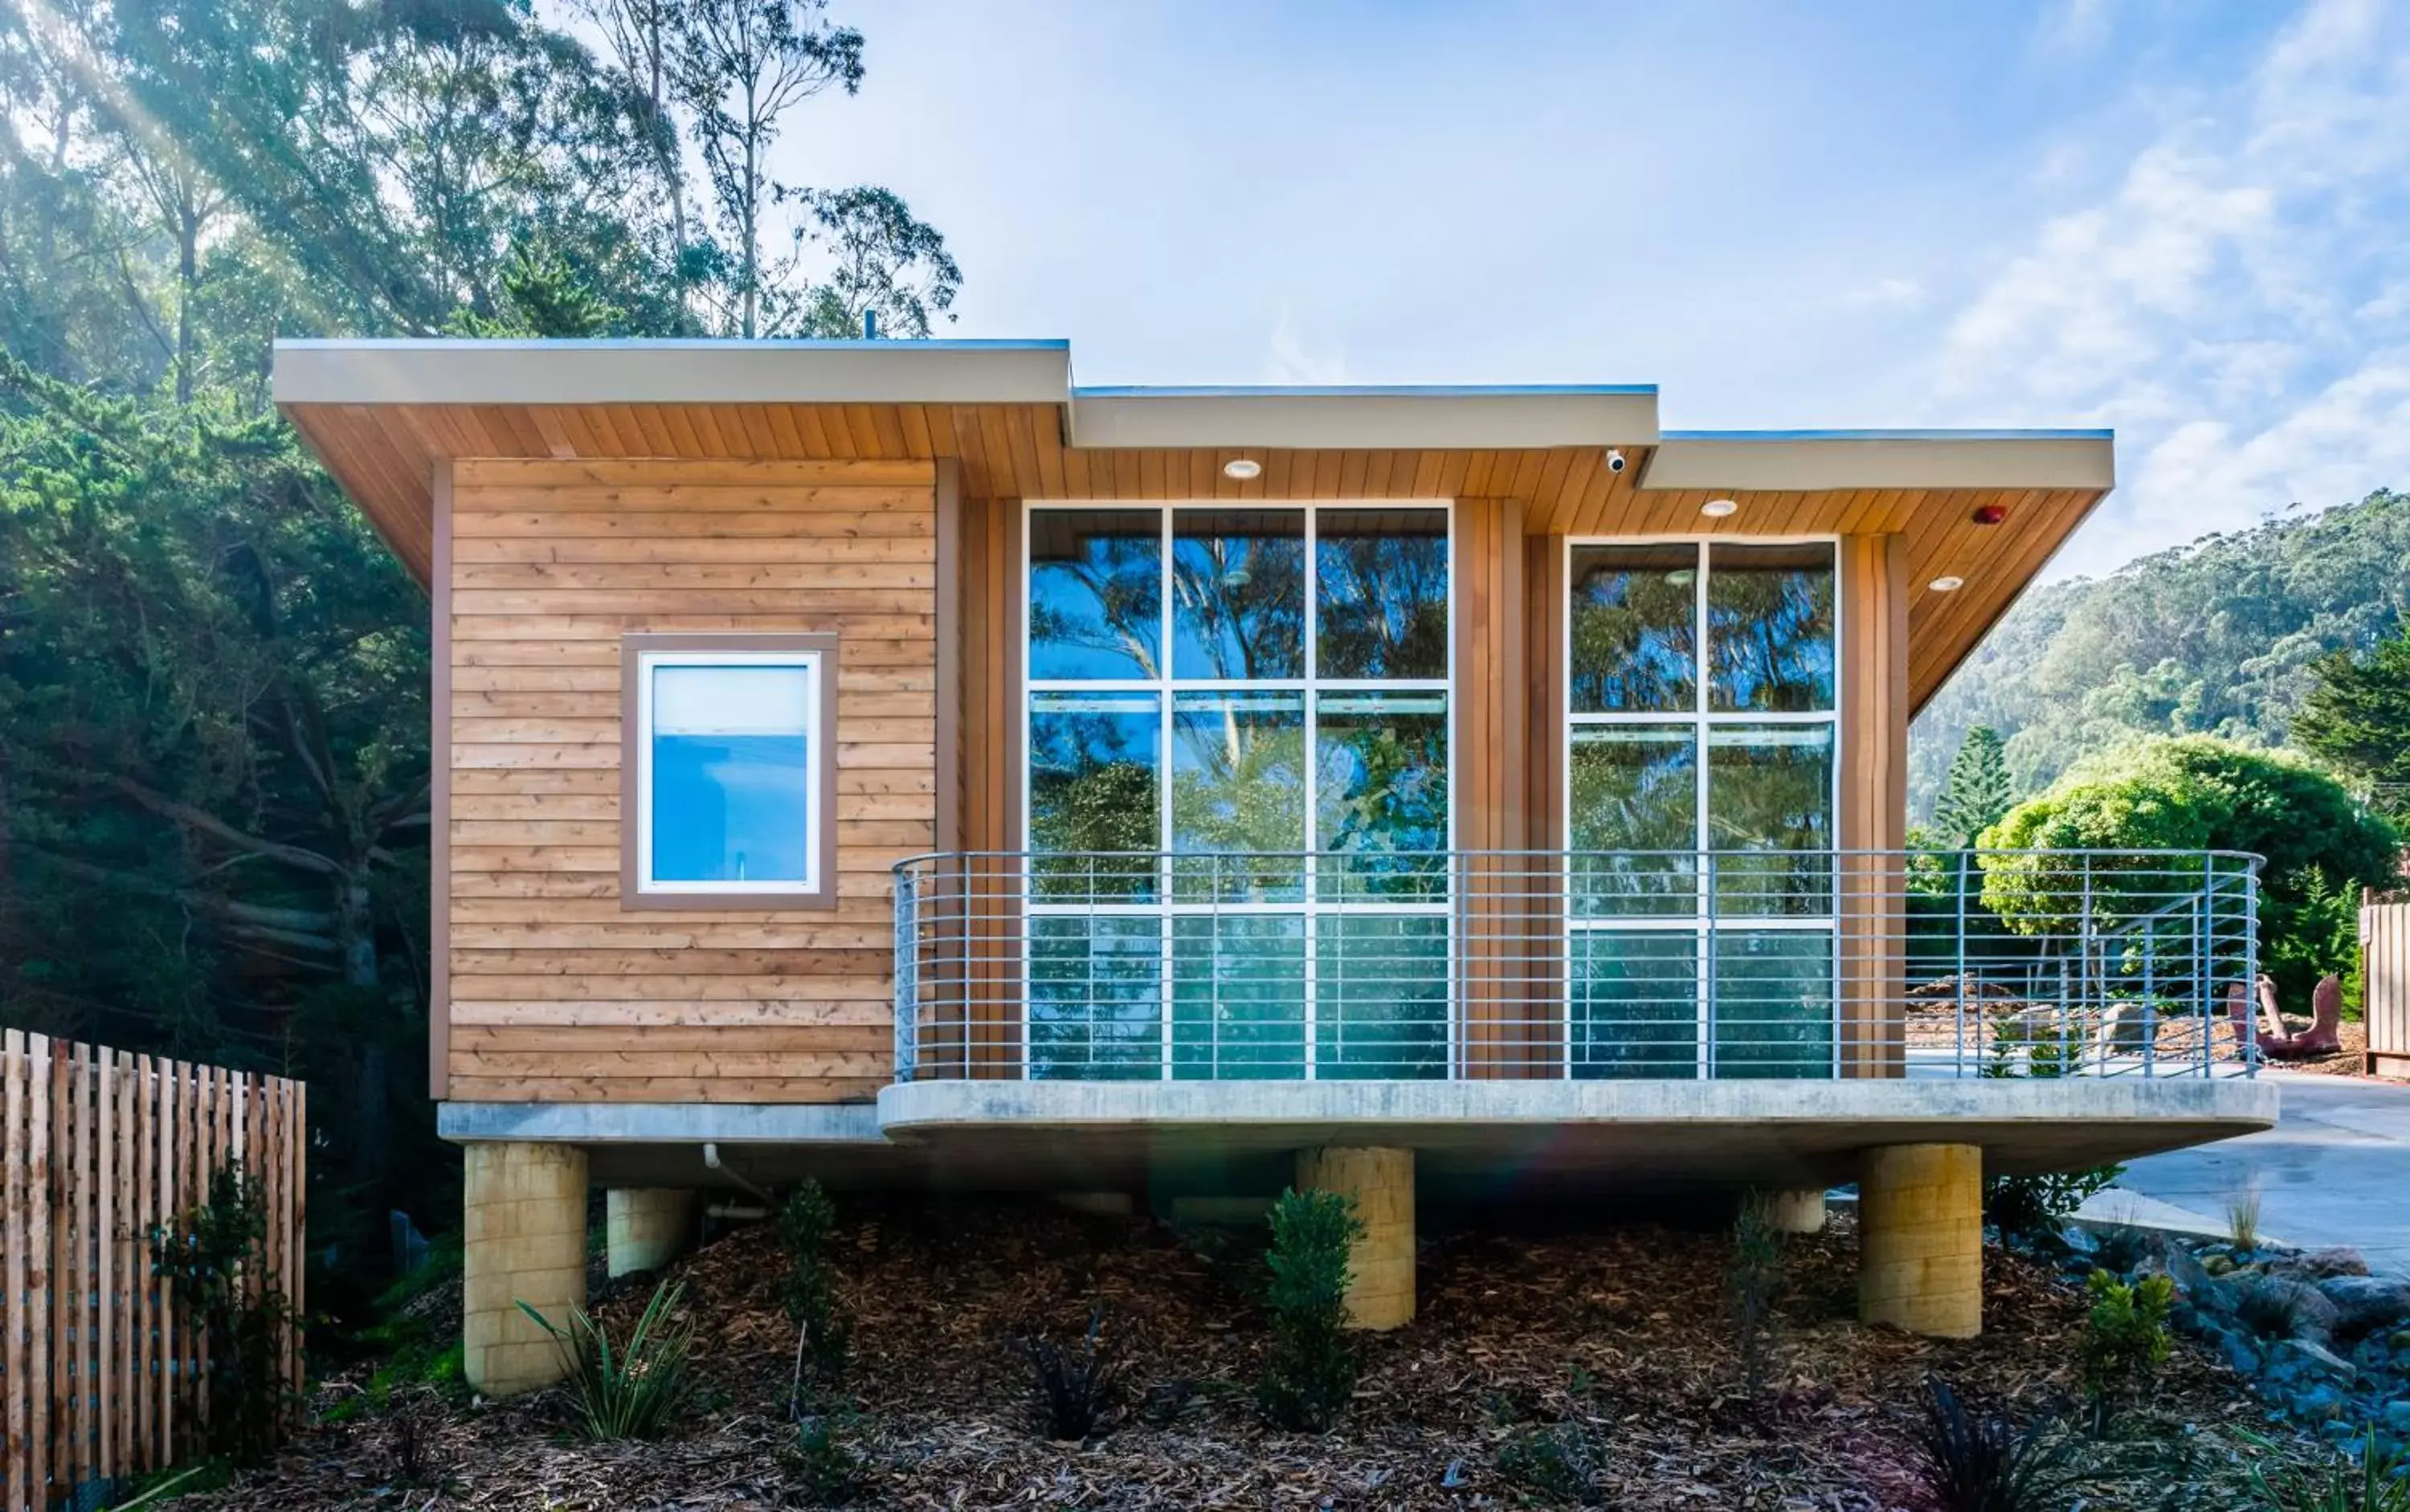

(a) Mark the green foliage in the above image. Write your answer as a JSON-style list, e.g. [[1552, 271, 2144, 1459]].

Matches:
[[777, 1180, 848, 1383], [1012, 1305, 1120, 1441], [1495, 1422, 1605, 1504], [1913, 488, 2410, 814], [2295, 625, 2410, 830], [1979, 737, 2398, 1003], [517, 1279, 696, 1441], [781, 1413, 870, 1505], [1984, 1165, 2122, 1245], [1910, 1374, 2081, 1512], [2244, 1433, 2410, 1512], [149, 1162, 296, 1465], [1256, 1187, 1362, 1432], [1728, 1191, 1786, 1405], [2080, 1269, 2173, 1429], [1934, 725, 2016, 848]]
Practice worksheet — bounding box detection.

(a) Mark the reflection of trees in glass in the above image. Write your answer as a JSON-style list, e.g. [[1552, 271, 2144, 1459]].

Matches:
[[1315, 916, 1448, 1078], [1712, 930, 1834, 1077], [1028, 512, 1162, 680], [1029, 697, 1158, 896], [1571, 546, 1697, 713], [1572, 930, 1698, 1077], [1708, 726, 1834, 914], [1173, 915, 1306, 1079], [1029, 917, 1163, 1080], [1173, 513, 1305, 679], [1317, 518, 1448, 679], [1316, 698, 1447, 897], [1570, 726, 1697, 915], [1172, 693, 1306, 900], [1708, 545, 1833, 713]]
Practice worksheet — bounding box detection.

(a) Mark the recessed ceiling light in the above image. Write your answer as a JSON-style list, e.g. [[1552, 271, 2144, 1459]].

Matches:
[[1700, 498, 1738, 517], [1929, 576, 1965, 592], [1223, 458, 1262, 480]]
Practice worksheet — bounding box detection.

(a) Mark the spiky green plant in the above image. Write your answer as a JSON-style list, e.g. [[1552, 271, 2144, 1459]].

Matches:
[[1256, 1188, 1362, 1432], [518, 1278, 696, 1440]]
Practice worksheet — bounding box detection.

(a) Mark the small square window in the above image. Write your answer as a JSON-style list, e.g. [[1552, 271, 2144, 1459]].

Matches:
[[623, 634, 838, 909]]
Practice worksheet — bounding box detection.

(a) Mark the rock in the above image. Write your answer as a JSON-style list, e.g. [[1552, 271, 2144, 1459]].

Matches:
[[2273, 1338, 2358, 1387], [2299, 1248, 2371, 1280], [2291, 1383, 2347, 1420], [2221, 1335, 2263, 1375], [2386, 1400, 2410, 1434], [2241, 1277, 2342, 1341], [2317, 1276, 2410, 1338], [2103, 1001, 2155, 1054], [2204, 1253, 2236, 1277]]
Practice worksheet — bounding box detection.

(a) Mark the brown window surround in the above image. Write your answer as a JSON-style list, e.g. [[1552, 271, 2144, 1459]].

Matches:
[[620, 631, 841, 911]]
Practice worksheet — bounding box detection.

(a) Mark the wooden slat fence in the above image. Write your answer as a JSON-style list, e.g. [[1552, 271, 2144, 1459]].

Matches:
[[1, 1032, 305, 1512], [2364, 897, 2410, 1079]]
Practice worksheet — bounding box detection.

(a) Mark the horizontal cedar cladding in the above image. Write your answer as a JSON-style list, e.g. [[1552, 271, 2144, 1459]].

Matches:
[[443, 457, 936, 1104]]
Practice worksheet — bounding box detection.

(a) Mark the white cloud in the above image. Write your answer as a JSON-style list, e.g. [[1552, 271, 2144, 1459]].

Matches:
[[1846, 276, 1928, 311], [1929, 0, 2410, 574], [1264, 309, 1351, 386]]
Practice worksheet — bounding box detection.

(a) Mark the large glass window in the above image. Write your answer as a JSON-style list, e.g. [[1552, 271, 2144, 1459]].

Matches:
[[627, 638, 834, 905], [1025, 505, 1452, 1080], [1566, 541, 1838, 1077]]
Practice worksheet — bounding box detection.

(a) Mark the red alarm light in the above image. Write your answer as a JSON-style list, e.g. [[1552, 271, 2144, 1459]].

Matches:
[[1971, 505, 2008, 525]]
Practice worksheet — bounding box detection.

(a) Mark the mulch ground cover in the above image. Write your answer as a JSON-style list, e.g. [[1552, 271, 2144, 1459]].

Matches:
[[193, 1198, 2318, 1510]]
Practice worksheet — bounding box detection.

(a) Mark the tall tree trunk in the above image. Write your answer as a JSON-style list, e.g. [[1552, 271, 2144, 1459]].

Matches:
[[335, 871, 391, 1197], [174, 200, 198, 403]]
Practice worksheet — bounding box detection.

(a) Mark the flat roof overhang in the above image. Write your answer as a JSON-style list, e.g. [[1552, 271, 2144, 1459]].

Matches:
[[436, 1079, 2274, 1195], [271, 337, 2116, 713]]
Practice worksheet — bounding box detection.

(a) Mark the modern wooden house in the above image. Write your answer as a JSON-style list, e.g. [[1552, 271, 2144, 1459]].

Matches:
[[275, 338, 2277, 1394]]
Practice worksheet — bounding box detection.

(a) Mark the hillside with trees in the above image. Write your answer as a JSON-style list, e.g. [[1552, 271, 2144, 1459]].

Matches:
[[0, 0, 959, 1306], [1911, 488, 2410, 816]]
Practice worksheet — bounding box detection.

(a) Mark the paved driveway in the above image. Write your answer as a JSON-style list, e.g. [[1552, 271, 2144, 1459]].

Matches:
[[2109, 1072, 2410, 1277]]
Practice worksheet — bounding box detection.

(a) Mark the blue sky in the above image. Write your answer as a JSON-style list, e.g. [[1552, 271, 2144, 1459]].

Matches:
[[743, 0, 2410, 578]]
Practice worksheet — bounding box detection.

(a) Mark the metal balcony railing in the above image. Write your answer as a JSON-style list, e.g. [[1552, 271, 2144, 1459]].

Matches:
[[889, 849, 2263, 1084]]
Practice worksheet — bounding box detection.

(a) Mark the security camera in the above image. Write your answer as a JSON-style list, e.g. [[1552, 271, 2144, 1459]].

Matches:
[[1606, 448, 1627, 474]]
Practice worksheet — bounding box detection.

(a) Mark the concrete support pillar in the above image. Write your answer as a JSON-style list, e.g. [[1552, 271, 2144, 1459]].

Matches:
[[1764, 1188, 1828, 1235], [606, 1187, 697, 1278], [1857, 1143, 1983, 1338], [463, 1142, 589, 1396], [1295, 1146, 1415, 1330]]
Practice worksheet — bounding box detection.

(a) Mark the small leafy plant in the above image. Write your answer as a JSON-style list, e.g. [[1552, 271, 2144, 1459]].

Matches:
[[2079, 1269, 2172, 1431], [1728, 1191, 1786, 1409], [1496, 1421, 1604, 1504], [1013, 1305, 1120, 1441], [1909, 1374, 2079, 1512], [518, 1278, 696, 1441], [782, 1413, 870, 1506], [150, 1162, 296, 1465], [778, 1180, 848, 1387], [1984, 1164, 2123, 1246], [1256, 1187, 1362, 1432]]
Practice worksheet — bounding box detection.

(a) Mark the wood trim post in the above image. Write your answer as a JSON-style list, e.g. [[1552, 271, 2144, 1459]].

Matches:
[[1839, 534, 1910, 1078], [430, 460, 452, 1101]]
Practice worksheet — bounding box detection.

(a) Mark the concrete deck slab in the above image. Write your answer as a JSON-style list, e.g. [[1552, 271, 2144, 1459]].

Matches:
[[2114, 1072, 2410, 1277]]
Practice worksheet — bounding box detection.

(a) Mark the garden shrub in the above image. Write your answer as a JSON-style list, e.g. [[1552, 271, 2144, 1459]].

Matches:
[[1910, 1374, 2079, 1512], [778, 1180, 848, 1383], [1013, 1305, 1120, 1440], [518, 1278, 696, 1441], [1728, 1191, 1786, 1407], [2080, 1269, 2172, 1430], [150, 1162, 296, 1465], [782, 1414, 870, 1506], [1984, 1164, 2122, 1246], [1256, 1187, 1362, 1432], [1495, 1421, 1604, 1504]]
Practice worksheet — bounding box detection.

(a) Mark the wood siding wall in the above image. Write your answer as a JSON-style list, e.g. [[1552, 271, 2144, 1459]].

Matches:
[[2361, 898, 2410, 1079], [443, 458, 938, 1103]]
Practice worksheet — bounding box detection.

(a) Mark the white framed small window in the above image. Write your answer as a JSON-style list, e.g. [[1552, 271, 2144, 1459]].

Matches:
[[622, 633, 839, 909]]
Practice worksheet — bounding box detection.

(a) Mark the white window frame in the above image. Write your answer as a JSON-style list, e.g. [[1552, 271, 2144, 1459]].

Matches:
[[1019, 499, 1459, 1081], [630, 643, 832, 903], [1560, 535, 1844, 1078]]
